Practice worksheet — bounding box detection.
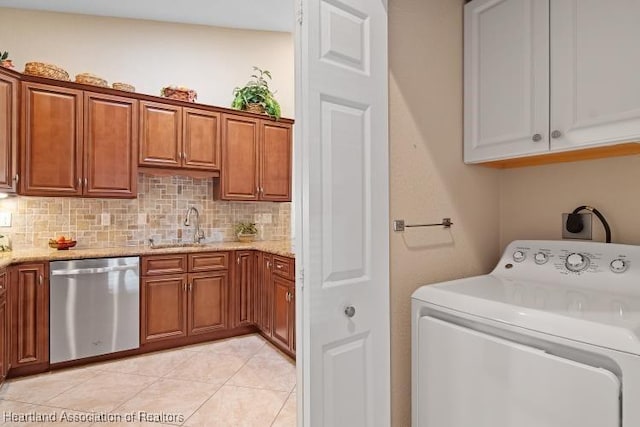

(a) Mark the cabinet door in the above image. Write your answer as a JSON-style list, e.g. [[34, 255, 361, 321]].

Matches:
[[21, 82, 83, 196], [289, 286, 295, 354], [183, 108, 220, 170], [260, 120, 292, 201], [256, 252, 272, 335], [221, 114, 259, 200], [0, 71, 17, 192], [10, 263, 48, 367], [141, 275, 188, 343], [232, 251, 255, 327], [84, 92, 138, 198], [464, 0, 549, 163], [271, 276, 293, 351], [551, 0, 640, 151], [188, 271, 228, 335], [139, 101, 182, 168], [0, 271, 8, 381]]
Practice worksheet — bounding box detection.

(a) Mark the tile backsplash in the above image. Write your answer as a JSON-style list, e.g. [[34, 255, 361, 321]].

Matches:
[[0, 174, 291, 249]]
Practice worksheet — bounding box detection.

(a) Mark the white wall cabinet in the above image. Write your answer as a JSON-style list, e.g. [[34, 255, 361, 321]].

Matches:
[[465, 0, 640, 165]]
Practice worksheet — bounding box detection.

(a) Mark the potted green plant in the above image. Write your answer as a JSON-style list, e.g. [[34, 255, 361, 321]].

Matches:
[[235, 222, 258, 242], [0, 51, 14, 69], [231, 67, 281, 119]]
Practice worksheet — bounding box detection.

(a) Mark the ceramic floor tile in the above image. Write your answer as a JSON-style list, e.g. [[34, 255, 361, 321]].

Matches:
[[253, 342, 291, 360], [271, 391, 297, 427], [45, 372, 156, 413], [0, 367, 99, 404], [115, 378, 220, 424], [188, 334, 266, 358], [164, 352, 247, 386], [184, 385, 288, 427], [228, 356, 296, 392], [96, 348, 196, 377]]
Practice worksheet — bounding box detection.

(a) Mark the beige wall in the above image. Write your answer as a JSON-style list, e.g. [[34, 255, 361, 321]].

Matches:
[[389, 0, 501, 425], [0, 8, 294, 117], [500, 155, 640, 248]]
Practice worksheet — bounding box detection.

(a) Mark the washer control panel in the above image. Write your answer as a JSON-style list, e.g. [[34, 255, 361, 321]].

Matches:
[[497, 240, 636, 283]]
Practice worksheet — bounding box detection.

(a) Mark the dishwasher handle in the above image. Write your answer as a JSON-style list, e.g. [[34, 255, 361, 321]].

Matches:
[[50, 264, 138, 276]]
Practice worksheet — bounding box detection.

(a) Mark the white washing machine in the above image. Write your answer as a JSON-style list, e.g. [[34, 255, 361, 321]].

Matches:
[[412, 240, 640, 427]]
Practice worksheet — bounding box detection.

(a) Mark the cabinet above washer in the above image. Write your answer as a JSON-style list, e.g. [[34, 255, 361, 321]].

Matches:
[[464, 0, 640, 167]]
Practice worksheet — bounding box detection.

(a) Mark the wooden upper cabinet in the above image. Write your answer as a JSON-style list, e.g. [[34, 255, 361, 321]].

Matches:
[[84, 92, 138, 198], [261, 121, 292, 201], [183, 108, 220, 170], [0, 70, 18, 192], [10, 263, 49, 368], [139, 101, 182, 168], [220, 114, 260, 200], [21, 82, 83, 196]]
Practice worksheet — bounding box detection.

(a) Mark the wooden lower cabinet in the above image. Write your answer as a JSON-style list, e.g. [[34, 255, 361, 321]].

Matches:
[[256, 252, 272, 335], [141, 274, 188, 343], [271, 276, 295, 353], [0, 270, 8, 382], [141, 253, 230, 345], [10, 263, 49, 368], [232, 251, 255, 327], [188, 271, 228, 335]]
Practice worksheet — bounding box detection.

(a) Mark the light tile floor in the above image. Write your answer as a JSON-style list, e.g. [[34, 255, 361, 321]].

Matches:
[[0, 334, 296, 427]]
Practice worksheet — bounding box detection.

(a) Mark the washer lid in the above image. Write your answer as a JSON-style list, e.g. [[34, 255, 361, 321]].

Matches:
[[412, 274, 640, 355]]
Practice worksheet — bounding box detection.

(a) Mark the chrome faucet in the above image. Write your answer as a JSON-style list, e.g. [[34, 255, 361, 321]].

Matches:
[[184, 207, 205, 243]]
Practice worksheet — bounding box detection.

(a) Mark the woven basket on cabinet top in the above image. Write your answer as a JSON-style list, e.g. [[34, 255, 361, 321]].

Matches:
[[75, 73, 108, 87], [161, 86, 197, 102], [112, 82, 135, 92], [24, 62, 70, 81]]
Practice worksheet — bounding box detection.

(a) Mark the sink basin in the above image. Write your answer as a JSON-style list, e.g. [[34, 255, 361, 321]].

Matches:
[[148, 242, 204, 250]]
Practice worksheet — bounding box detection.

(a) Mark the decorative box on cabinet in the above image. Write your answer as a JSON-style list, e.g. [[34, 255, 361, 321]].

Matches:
[[464, 0, 640, 167]]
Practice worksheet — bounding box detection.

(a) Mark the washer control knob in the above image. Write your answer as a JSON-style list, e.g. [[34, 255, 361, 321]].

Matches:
[[566, 253, 589, 272], [534, 252, 548, 265], [610, 259, 628, 273], [513, 251, 526, 263]]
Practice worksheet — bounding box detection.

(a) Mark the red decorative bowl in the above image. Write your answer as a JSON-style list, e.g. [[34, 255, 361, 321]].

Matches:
[[49, 240, 77, 250]]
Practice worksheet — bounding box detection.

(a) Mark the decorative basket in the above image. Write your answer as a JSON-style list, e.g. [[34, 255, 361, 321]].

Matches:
[[112, 82, 135, 92], [48, 239, 77, 250], [75, 73, 108, 87], [161, 86, 197, 102], [24, 62, 70, 81], [246, 103, 265, 114], [237, 233, 257, 243]]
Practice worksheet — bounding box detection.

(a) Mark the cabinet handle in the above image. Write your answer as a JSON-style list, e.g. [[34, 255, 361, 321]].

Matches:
[[532, 133, 542, 142], [78, 177, 82, 187], [266, 261, 271, 269], [188, 282, 192, 292], [237, 256, 240, 265], [182, 282, 186, 292], [276, 264, 283, 270], [13, 174, 18, 183], [551, 130, 562, 139], [84, 177, 88, 187], [39, 274, 43, 286], [183, 152, 187, 160]]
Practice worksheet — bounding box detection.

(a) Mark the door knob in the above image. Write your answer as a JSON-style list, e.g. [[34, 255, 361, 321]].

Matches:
[[344, 305, 356, 318], [532, 133, 542, 142], [551, 130, 562, 139]]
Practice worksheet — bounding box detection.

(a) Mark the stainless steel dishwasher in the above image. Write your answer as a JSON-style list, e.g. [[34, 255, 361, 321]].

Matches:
[[49, 257, 140, 363]]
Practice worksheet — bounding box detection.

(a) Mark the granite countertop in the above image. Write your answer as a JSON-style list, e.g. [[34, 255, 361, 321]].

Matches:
[[0, 240, 294, 269]]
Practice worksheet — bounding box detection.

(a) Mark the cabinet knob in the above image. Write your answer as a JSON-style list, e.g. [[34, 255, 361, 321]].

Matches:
[[39, 274, 43, 286], [188, 283, 193, 292], [237, 257, 240, 265], [13, 174, 18, 183], [344, 305, 356, 318], [532, 133, 542, 142], [78, 178, 82, 187], [551, 130, 562, 139], [266, 261, 271, 269]]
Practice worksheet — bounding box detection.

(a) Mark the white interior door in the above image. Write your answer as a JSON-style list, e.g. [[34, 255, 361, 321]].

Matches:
[[295, 0, 390, 425], [416, 317, 620, 427], [551, 0, 640, 150]]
